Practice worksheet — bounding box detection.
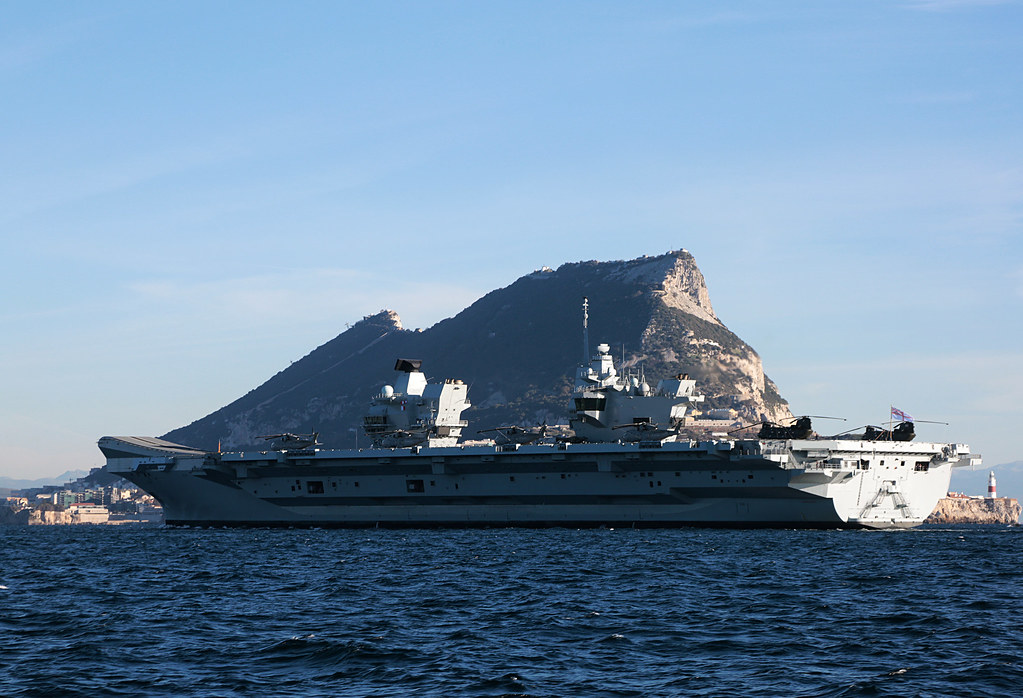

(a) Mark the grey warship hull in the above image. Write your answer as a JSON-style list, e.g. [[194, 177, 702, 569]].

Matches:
[[100, 435, 969, 529]]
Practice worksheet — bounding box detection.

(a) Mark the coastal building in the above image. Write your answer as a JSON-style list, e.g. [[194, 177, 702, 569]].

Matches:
[[52, 491, 77, 508], [6, 478, 163, 525], [67, 503, 110, 524]]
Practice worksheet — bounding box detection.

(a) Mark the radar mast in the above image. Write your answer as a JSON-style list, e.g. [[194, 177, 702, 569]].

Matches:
[[582, 296, 589, 363]]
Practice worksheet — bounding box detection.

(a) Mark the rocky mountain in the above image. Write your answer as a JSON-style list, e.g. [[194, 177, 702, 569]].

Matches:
[[163, 250, 791, 450], [925, 497, 1021, 525]]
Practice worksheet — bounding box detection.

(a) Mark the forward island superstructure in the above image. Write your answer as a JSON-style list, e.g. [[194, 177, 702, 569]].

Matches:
[[100, 314, 979, 529]]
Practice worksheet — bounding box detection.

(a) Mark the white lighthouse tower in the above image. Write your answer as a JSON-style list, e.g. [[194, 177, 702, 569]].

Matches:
[[987, 471, 997, 499]]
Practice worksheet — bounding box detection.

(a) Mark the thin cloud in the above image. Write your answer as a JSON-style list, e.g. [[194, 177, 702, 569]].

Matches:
[[774, 351, 1023, 419], [655, 10, 759, 29], [1, 140, 248, 225], [0, 17, 93, 74], [126, 268, 482, 333], [1, 268, 486, 382], [896, 90, 978, 104], [663, 148, 1023, 238], [903, 0, 1014, 10], [773, 350, 1023, 375]]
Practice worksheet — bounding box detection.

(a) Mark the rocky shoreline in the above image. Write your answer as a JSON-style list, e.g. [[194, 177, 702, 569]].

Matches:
[[925, 497, 1021, 525]]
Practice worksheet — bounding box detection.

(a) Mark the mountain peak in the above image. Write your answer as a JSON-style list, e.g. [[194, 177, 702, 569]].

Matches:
[[162, 250, 790, 450], [358, 309, 403, 331], [603, 249, 718, 324]]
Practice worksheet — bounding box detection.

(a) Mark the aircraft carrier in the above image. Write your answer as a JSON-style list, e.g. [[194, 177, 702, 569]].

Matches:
[[100, 303, 979, 529]]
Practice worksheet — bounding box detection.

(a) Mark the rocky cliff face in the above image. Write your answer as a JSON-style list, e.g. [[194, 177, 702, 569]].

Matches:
[[614, 252, 788, 425], [609, 253, 719, 324], [162, 250, 791, 450], [925, 497, 1021, 525], [29, 510, 74, 525]]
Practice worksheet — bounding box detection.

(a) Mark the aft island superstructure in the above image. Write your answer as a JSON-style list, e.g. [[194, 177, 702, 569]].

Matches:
[[100, 324, 979, 529]]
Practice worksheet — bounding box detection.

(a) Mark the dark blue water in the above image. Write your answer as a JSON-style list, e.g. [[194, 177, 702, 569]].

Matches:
[[2, 526, 1021, 697]]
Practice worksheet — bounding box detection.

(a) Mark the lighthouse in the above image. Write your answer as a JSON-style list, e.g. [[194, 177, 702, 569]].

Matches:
[[988, 471, 997, 499]]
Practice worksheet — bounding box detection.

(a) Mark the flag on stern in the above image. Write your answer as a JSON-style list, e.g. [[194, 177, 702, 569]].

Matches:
[[891, 407, 913, 422]]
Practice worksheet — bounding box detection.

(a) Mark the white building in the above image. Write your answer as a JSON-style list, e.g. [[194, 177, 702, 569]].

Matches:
[[68, 503, 110, 524]]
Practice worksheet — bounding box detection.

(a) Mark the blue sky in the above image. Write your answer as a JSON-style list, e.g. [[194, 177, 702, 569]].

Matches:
[[2, 1, 1020, 493]]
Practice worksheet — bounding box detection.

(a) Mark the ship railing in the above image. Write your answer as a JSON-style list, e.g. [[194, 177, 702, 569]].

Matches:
[[800, 460, 833, 471], [800, 458, 859, 471], [438, 419, 469, 428]]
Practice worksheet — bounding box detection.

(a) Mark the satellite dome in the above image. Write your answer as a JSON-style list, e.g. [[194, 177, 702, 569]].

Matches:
[[381, 385, 394, 398]]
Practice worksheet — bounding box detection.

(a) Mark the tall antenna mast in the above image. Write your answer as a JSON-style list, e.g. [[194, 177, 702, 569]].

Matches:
[[582, 296, 589, 363]]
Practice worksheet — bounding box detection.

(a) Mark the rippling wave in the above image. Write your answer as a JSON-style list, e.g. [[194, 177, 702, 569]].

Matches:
[[2, 526, 1020, 696]]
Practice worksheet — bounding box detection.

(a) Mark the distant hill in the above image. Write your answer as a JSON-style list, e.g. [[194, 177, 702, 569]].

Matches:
[[950, 460, 1023, 500], [163, 250, 791, 450], [0, 469, 89, 490]]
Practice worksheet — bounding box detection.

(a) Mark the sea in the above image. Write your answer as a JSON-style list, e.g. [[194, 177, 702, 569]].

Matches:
[[2, 525, 1021, 697]]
